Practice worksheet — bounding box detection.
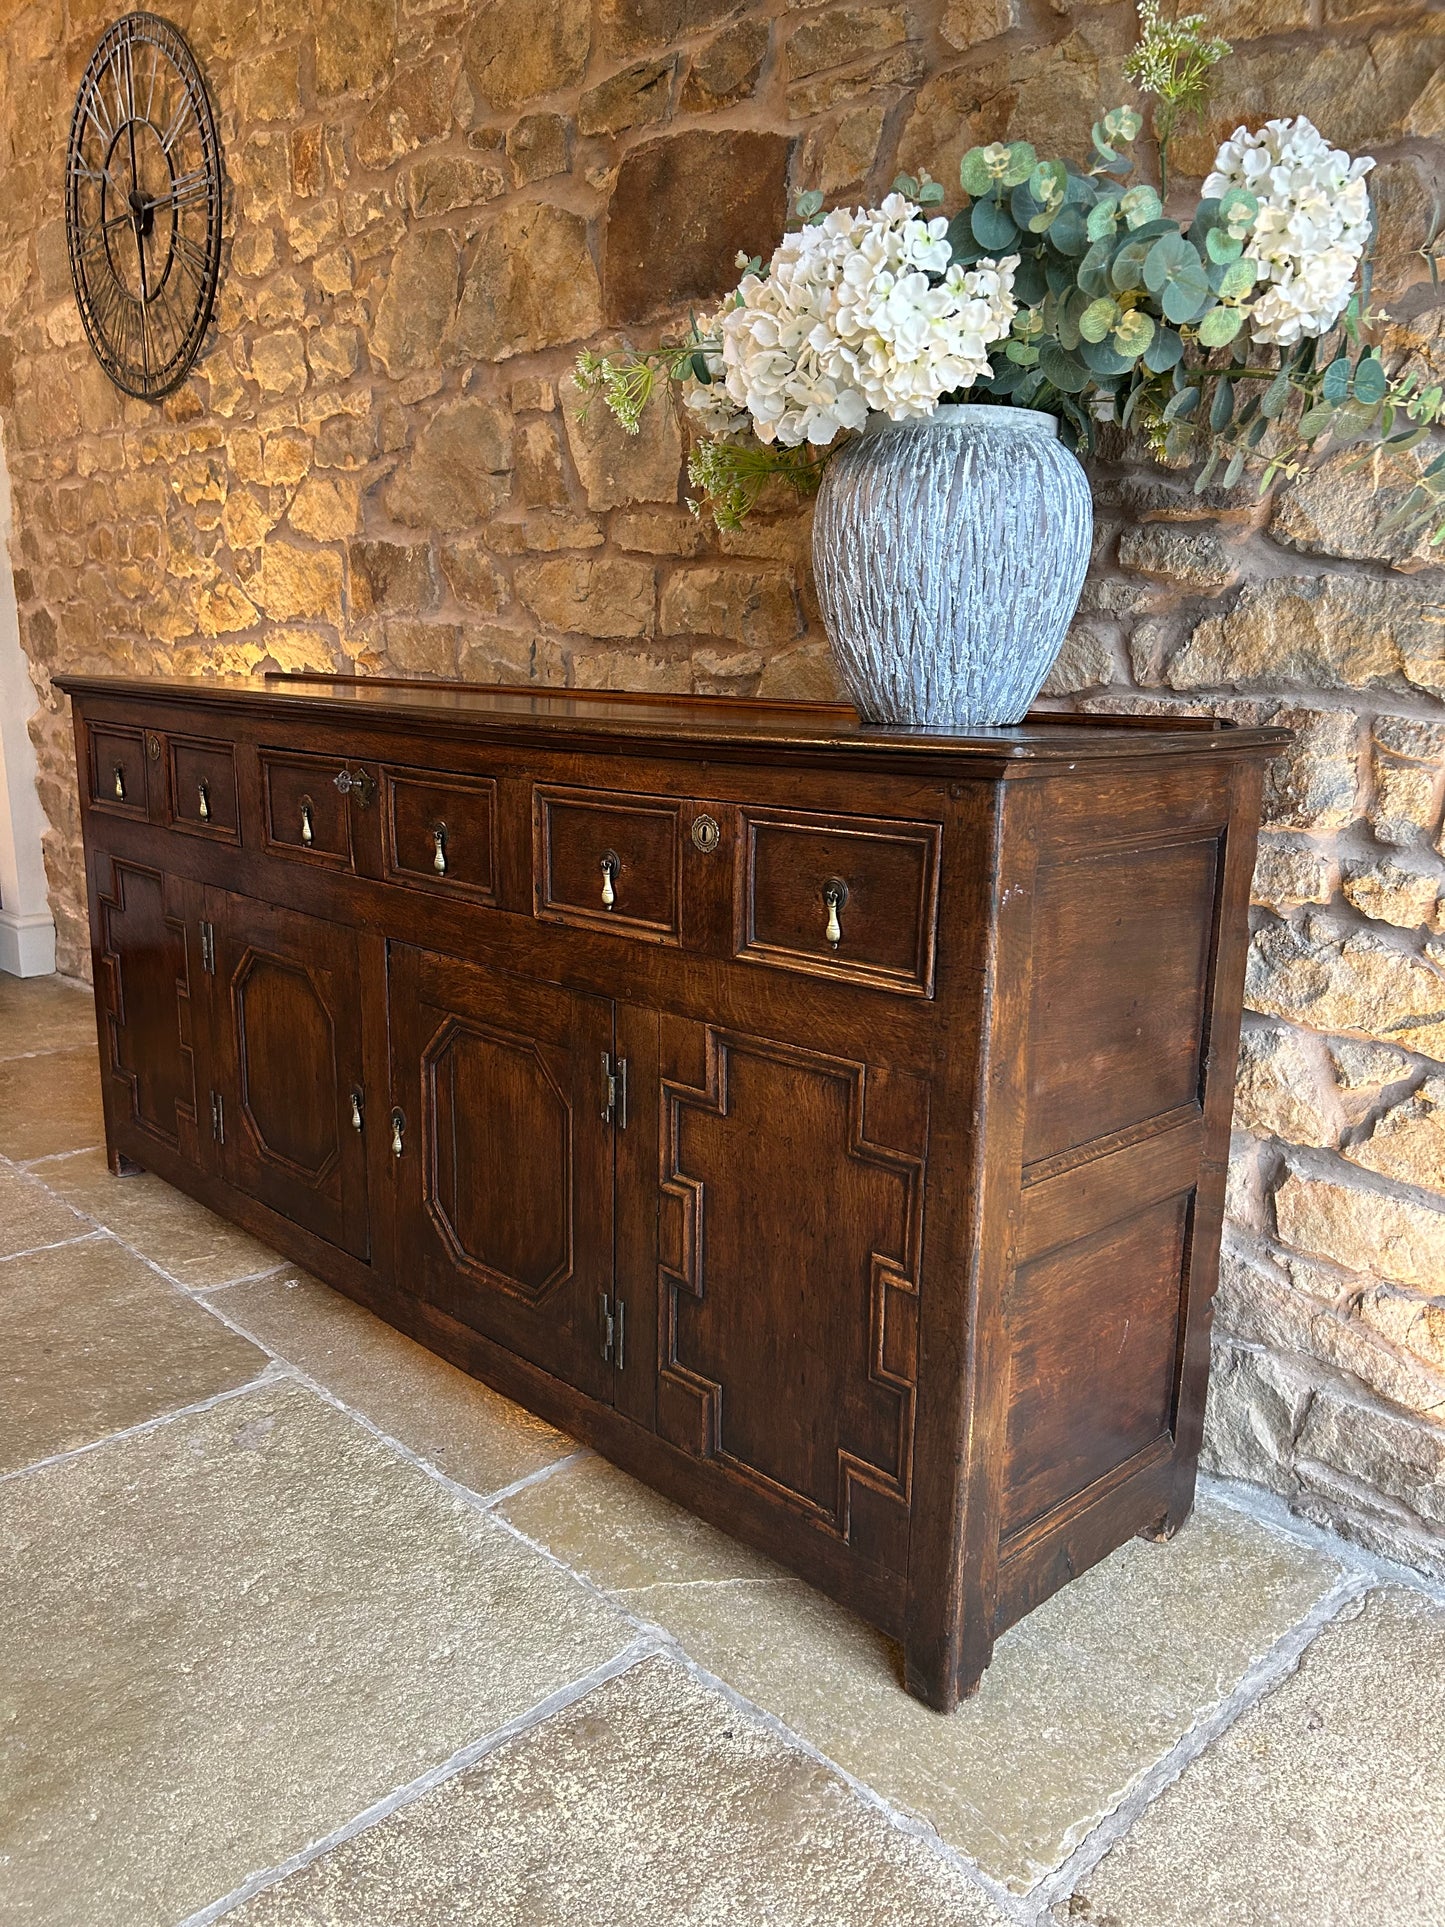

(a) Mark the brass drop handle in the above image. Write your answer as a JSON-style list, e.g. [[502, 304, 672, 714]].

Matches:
[[822, 877, 849, 950], [300, 798, 314, 846], [113, 764, 126, 801], [432, 825, 448, 875], [350, 1088, 364, 1134], [197, 779, 210, 822], [600, 851, 619, 910], [390, 1107, 405, 1158]]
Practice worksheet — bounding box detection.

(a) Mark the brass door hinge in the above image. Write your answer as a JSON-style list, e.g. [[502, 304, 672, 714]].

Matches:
[[600, 1291, 626, 1369], [601, 1052, 628, 1129]]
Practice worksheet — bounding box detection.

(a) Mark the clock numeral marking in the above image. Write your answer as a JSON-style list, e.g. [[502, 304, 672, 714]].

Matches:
[[161, 90, 195, 156]]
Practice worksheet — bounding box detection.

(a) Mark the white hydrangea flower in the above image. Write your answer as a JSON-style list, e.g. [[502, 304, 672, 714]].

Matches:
[[681, 312, 752, 438], [703, 196, 1017, 449], [1205, 116, 1374, 347]]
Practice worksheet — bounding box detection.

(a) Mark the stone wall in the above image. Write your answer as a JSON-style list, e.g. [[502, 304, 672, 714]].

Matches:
[[1, 0, 1442, 1572]]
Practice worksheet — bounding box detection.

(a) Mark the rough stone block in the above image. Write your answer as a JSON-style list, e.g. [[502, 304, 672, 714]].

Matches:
[[516, 556, 656, 637], [1346, 1074, 1445, 1196], [1247, 913, 1445, 1063], [1276, 1163, 1445, 1291], [451, 205, 603, 361], [560, 373, 682, 511], [1167, 576, 1445, 701], [466, 0, 591, 110], [370, 229, 460, 376], [506, 114, 571, 186], [680, 19, 770, 110], [659, 565, 801, 646], [1233, 1024, 1341, 1148], [578, 58, 677, 137], [599, 0, 743, 59], [1341, 858, 1442, 933], [604, 131, 792, 326], [385, 398, 512, 531]]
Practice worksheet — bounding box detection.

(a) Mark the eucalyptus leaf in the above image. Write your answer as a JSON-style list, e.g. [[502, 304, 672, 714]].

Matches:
[[1210, 377, 1235, 432], [1005, 339, 1040, 365], [946, 211, 984, 264], [1048, 205, 1089, 256], [1143, 232, 1199, 294], [1011, 183, 1043, 229], [1103, 105, 1142, 142], [1218, 186, 1258, 227], [1080, 338, 1134, 377], [1113, 309, 1155, 356], [1261, 369, 1293, 418], [1247, 414, 1271, 448], [1086, 197, 1120, 242], [1142, 325, 1184, 373], [1164, 421, 1195, 462], [1206, 228, 1243, 264], [1121, 185, 1163, 230], [1003, 141, 1037, 186], [796, 188, 824, 218], [1197, 306, 1244, 347], [1030, 160, 1068, 207], [1038, 341, 1091, 393], [1217, 258, 1256, 301], [1321, 355, 1352, 403], [1353, 354, 1388, 405], [1162, 385, 1201, 422], [1161, 265, 1212, 324], [1194, 448, 1220, 493], [1110, 237, 1152, 293], [1223, 448, 1247, 488], [1079, 297, 1120, 343], [1013, 253, 1049, 305], [959, 148, 995, 197], [971, 197, 1019, 251]]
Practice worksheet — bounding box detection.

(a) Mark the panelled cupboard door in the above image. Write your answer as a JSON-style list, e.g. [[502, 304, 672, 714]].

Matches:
[[93, 857, 203, 1166], [204, 890, 371, 1261], [388, 945, 616, 1406], [656, 1015, 930, 1578]]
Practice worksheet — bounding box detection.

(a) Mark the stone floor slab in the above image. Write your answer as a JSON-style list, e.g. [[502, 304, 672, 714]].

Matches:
[[0, 1380, 635, 1927], [225, 1655, 1008, 1927], [0, 974, 96, 1060], [501, 1464, 1342, 1895], [31, 1146, 283, 1290], [0, 1234, 270, 1474], [0, 1048, 105, 1161], [0, 1163, 90, 1262], [1066, 1585, 1445, 1927], [504, 1445, 785, 1589], [216, 1267, 572, 1498]]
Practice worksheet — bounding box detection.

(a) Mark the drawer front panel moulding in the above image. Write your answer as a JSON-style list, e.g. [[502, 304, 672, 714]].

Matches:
[[60, 671, 1286, 1713]]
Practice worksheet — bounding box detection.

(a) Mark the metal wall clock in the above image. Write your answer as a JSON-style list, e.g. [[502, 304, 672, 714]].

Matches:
[[65, 13, 224, 402]]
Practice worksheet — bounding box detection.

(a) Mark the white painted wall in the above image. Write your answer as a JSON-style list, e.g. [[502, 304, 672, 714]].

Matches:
[[0, 422, 56, 977]]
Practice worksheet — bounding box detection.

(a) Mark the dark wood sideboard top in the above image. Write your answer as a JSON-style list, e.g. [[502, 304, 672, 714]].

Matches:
[[56, 671, 1291, 771]]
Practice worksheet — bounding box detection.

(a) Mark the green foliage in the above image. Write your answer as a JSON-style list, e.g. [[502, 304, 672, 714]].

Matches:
[[685, 439, 829, 531], [571, 11, 1445, 544]]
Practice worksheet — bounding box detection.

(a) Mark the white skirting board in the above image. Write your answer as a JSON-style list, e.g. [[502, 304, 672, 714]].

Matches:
[[0, 907, 56, 978]]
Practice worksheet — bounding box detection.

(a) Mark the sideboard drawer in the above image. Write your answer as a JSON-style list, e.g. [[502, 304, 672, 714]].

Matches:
[[737, 808, 941, 996], [88, 722, 148, 817], [260, 750, 354, 868], [167, 735, 239, 840], [534, 785, 681, 943], [383, 766, 497, 902]]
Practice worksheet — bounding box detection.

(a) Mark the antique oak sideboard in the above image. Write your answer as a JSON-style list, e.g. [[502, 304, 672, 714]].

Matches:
[[58, 672, 1286, 1711]]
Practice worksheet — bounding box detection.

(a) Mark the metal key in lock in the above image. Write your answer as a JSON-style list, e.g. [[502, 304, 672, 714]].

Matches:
[[350, 1088, 364, 1134], [822, 877, 849, 950], [390, 1107, 405, 1158], [600, 851, 619, 910]]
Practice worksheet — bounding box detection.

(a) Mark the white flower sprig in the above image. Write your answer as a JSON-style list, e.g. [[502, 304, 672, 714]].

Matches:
[[684, 196, 1017, 450], [1204, 116, 1374, 346]]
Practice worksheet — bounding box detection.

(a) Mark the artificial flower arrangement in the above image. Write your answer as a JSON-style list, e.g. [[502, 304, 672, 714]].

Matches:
[[576, 2, 1445, 545]]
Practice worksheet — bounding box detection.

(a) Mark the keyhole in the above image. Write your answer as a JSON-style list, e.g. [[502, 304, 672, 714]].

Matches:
[[198, 779, 210, 822], [600, 852, 619, 910], [300, 798, 314, 846], [113, 765, 126, 801], [432, 825, 448, 875]]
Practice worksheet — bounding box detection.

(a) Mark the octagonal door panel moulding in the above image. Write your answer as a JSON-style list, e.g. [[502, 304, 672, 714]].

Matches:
[[388, 943, 616, 1406], [207, 891, 370, 1262], [421, 1014, 575, 1302], [234, 950, 342, 1185]]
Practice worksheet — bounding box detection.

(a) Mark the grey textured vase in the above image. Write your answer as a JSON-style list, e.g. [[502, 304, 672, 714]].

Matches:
[[812, 404, 1093, 730]]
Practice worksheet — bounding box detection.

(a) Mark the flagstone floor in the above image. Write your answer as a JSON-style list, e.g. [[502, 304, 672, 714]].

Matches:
[[2, 968, 1442, 1927]]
